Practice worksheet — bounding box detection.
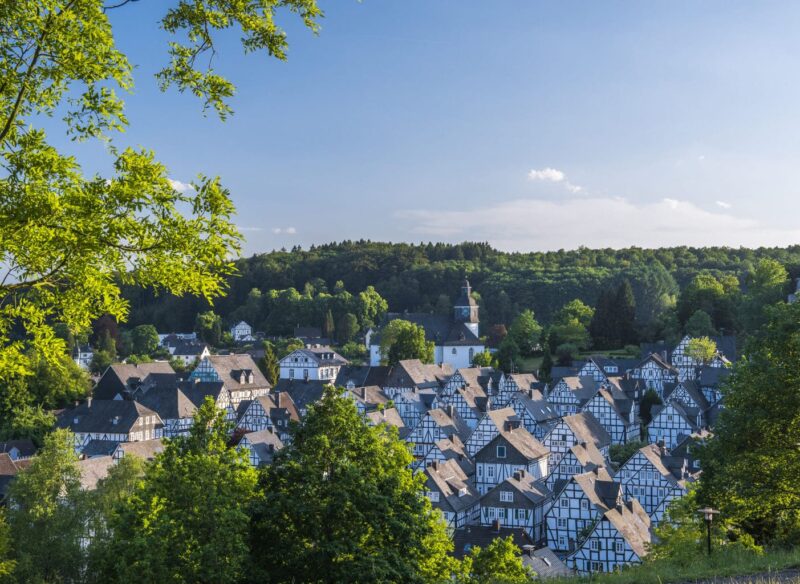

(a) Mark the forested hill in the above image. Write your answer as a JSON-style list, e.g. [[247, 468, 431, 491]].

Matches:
[[124, 241, 800, 333]]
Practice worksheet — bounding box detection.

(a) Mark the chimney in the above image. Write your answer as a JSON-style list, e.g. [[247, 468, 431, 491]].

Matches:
[[513, 469, 524, 481], [446, 404, 456, 418], [429, 460, 439, 471], [492, 519, 501, 533], [86, 397, 93, 408], [658, 440, 667, 457]]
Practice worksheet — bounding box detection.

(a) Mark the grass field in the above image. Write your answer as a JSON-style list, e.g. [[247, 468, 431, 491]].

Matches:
[[546, 548, 800, 584]]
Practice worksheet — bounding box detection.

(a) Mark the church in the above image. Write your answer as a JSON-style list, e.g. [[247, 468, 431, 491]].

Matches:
[[366, 280, 485, 369]]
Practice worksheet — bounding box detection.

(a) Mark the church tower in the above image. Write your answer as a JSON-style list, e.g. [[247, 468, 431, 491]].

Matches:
[[454, 279, 479, 337]]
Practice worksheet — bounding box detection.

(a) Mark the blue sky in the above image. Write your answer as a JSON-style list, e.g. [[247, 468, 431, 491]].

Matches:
[[76, 1, 800, 254]]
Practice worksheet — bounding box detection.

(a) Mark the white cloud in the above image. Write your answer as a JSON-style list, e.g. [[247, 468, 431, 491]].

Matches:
[[528, 167, 566, 182], [716, 200, 732, 209], [168, 178, 194, 193], [397, 197, 800, 251], [272, 227, 297, 235], [527, 167, 583, 194]]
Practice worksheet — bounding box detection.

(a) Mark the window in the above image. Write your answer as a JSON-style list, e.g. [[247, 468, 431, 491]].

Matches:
[[452, 348, 457, 355], [488, 466, 494, 477], [497, 445, 507, 459], [516, 509, 526, 520], [557, 518, 567, 528], [560, 498, 569, 508], [615, 541, 624, 553], [558, 536, 567, 549], [500, 491, 513, 502], [591, 562, 604, 573], [469, 348, 475, 361], [289, 369, 295, 379], [581, 499, 589, 510], [591, 540, 600, 551]]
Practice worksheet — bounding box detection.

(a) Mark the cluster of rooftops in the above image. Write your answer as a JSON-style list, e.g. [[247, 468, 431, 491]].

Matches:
[[3, 333, 733, 577]]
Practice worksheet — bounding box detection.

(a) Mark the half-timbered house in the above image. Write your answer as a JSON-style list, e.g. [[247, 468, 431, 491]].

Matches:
[[509, 389, 560, 440], [546, 376, 601, 416], [406, 406, 471, 457], [627, 353, 679, 393], [423, 459, 480, 530], [567, 498, 651, 574], [546, 440, 610, 488], [647, 401, 699, 449], [273, 379, 328, 417], [189, 354, 271, 409], [542, 412, 611, 474], [497, 373, 539, 408], [237, 428, 284, 466], [380, 359, 452, 399], [416, 435, 474, 477], [441, 367, 497, 404], [479, 469, 551, 543], [93, 362, 177, 401], [279, 346, 348, 382], [615, 443, 694, 523], [546, 468, 621, 554], [236, 392, 300, 442], [57, 399, 164, 452], [365, 406, 410, 439], [583, 388, 639, 445], [474, 417, 549, 495], [394, 388, 439, 429], [111, 439, 164, 463]]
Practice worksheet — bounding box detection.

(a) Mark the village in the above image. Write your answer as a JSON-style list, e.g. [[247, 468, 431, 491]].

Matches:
[[0, 279, 735, 579]]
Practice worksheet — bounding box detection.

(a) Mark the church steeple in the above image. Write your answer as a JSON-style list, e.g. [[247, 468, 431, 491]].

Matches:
[[454, 279, 479, 336]]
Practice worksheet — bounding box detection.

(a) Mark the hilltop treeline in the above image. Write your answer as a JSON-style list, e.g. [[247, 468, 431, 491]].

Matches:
[[124, 241, 800, 334]]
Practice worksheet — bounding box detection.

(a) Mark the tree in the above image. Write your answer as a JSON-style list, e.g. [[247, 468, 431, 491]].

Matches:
[[90, 348, 115, 375], [472, 350, 494, 367], [336, 312, 359, 344], [677, 273, 739, 333], [639, 389, 663, 427], [130, 324, 160, 356], [322, 309, 335, 339], [195, 310, 223, 346], [508, 310, 542, 356], [540, 344, 554, 381], [614, 280, 638, 345], [25, 351, 91, 409], [685, 336, 717, 365], [698, 301, 800, 543], [259, 344, 280, 386], [0, 374, 55, 446], [609, 440, 646, 468], [94, 398, 259, 582], [0, 511, 14, 581], [379, 319, 435, 366], [495, 338, 521, 373], [684, 309, 716, 337], [0, 0, 326, 380], [589, 286, 617, 348], [741, 258, 788, 333], [6, 429, 85, 583], [461, 537, 533, 584], [250, 387, 456, 583], [356, 286, 389, 330]]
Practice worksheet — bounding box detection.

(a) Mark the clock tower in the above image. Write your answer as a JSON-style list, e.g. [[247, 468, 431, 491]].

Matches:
[[454, 279, 479, 336]]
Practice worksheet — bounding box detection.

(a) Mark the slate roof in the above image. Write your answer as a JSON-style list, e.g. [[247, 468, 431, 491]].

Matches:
[[171, 340, 209, 357], [482, 409, 549, 461], [274, 379, 329, 411], [563, 412, 612, 450], [385, 359, 452, 389], [93, 362, 176, 400], [556, 376, 603, 405], [505, 373, 539, 390], [569, 440, 609, 474], [206, 354, 271, 391], [664, 380, 710, 412], [699, 366, 732, 388], [599, 499, 652, 558], [512, 389, 560, 424], [115, 439, 165, 461], [365, 406, 409, 439], [0, 439, 36, 459], [427, 408, 472, 443], [521, 547, 573, 578], [573, 468, 622, 511], [78, 456, 115, 490], [239, 428, 284, 464], [550, 366, 580, 379], [377, 313, 481, 346], [57, 399, 162, 434], [424, 459, 480, 514], [81, 439, 119, 458], [428, 435, 474, 476], [250, 393, 301, 424], [497, 469, 552, 505], [0, 453, 30, 500], [335, 365, 391, 389], [345, 386, 391, 411], [178, 380, 229, 409], [452, 525, 534, 560], [637, 443, 694, 487], [284, 347, 348, 367], [138, 386, 197, 420]]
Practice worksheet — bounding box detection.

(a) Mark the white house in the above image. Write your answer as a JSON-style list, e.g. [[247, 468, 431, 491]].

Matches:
[[279, 347, 348, 381], [367, 280, 485, 370], [422, 459, 481, 531], [73, 344, 94, 370], [230, 321, 254, 342], [479, 469, 551, 543]]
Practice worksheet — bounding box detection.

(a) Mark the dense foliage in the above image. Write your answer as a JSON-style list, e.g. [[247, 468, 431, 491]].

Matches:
[[124, 242, 800, 336]]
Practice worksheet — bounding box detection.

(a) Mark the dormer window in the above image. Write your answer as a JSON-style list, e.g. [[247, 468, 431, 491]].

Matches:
[[497, 445, 507, 459]]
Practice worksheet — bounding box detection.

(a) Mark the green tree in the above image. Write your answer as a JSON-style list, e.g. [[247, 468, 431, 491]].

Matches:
[[496, 338, 521, 373], [472, 350, 494, 367], [7, 429, 85, 583], [699, 301, 800, 543], [461, 537, 533, 584], [508, 309, 543, 356], [686, 336, 718, 365], [356, 286, 389, 330], [336, 312, 359, 344], [379, 319, 435, 366], [195, 310, 223, 346], [540, 344, 554, 381], [94, 398, 259, 583], [250, 387, 456, 583], [609, 440, 646, 468], [25, 351, 91, 409], [685, 309, 716, 337], [615, 280, 638, 345], [0, 510, 14, 581], [678, 273, 739, 333], [0, 374, 55, 445], [259, 343, 280, 386], [639, 389, 663, 427], [322, 309, 335, 339], [741, 258, 788, 333], [130, 324, 160, 355], [90, 349, 115, 375]]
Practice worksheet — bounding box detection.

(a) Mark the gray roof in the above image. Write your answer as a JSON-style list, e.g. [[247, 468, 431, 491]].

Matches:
[[378, 313, 481, 346], [423, 458, 480, 514], [0, 439, 36, 459], [521, 547, 573, 578], [563, 412, 612, 450], [385, 359, 452, 389], [178, 380, 229, 409], [335, 365, 391, 388], [81, 439, 119, 458], [57, 399, 162, 434], [78, 456, 115, 490], [512, 389, 560, 423], [115, 439, 165, 461], [206, 354, 271, 391], [274, 379, 329, 411], [93, 362, 176, 400], [452, 525, 533, 560], [366, 406, 409, 439], [138, 386, 197, 420]]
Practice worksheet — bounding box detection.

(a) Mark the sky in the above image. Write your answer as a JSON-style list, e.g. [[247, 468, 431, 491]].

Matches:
[[68, 1, 800, 255]]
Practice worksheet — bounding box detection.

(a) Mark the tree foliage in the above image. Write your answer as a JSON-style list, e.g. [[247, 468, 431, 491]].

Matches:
[[93, 398, 260, 583], [379, 319, 435, 366], [460, 537, 534, 584], [699, 301, 800, 543], [259, 343, 280, 386], [507, 309, 542, 356], [686, 336, 717, 364], [250, 386, 456, 583]]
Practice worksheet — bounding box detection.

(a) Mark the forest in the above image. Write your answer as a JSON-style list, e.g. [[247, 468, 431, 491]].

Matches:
[[124, 241, 800, 338]]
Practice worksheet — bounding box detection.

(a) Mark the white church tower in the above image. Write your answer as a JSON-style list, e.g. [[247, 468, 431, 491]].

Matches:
[[454, 279, 480, 337]]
